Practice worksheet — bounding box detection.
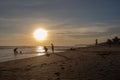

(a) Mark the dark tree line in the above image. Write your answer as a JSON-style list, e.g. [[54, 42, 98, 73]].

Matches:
[[106, 36, 120, 45]]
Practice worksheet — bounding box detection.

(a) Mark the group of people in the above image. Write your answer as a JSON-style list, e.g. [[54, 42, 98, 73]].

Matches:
[[13, 43, 54, 55], [44, 43, 54, 53], [13, 48, 22, 55]]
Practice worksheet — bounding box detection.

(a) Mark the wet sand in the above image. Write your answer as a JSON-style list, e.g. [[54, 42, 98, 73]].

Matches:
[[0, 46, 120, 80]]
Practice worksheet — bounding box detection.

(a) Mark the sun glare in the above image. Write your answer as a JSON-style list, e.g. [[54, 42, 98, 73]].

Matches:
[[33, 29, 47, 41]]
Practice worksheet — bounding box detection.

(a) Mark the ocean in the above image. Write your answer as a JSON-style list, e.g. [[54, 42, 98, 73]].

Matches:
[[0, 46, 72, 62]]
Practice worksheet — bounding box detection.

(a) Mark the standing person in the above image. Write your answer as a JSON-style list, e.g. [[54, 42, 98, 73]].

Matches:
[[95, 39, 98, 45], [51, 43, 54, 53]]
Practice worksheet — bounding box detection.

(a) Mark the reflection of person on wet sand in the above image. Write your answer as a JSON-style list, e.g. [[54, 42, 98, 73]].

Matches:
[[13, 48, 18, 55], [51, 43, 54, 53]]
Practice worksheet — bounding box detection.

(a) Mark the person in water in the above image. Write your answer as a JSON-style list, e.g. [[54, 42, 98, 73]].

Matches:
[[13, 48, 18, 55], [44, 46, 48, 53]]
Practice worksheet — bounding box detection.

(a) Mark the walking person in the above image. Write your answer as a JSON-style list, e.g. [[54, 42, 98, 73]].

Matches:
[[51, 43, 54, 53]]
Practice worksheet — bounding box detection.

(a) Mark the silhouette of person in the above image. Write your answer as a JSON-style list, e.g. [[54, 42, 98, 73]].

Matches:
[[51, 43, 54, 53], [44, 46, 48, 53], [96, 39, 98, 45], [13, 48, 18, 55], [20, 51, 22, 54], [44, 46, 50, 57]]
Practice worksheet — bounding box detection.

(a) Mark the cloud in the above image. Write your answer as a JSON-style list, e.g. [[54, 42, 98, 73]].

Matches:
[[55, 26, 109, 39], [1, 0, 120, 21], [107, 26, 120, 35], [0, 0, 120, 39]]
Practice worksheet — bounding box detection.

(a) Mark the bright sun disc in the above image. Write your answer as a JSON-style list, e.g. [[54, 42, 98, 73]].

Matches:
[[34, 29, 47, 41]]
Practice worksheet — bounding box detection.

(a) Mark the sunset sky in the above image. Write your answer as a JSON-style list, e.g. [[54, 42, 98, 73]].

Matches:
[[0, 0, 120, 46]]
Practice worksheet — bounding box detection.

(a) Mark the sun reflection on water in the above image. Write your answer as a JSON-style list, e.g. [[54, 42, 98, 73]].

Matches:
[[36, 46, 45, 56]]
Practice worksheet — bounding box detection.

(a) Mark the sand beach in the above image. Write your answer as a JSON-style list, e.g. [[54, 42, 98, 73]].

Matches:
[[0, 46, 120, 80], [1, 0, 120, 80]]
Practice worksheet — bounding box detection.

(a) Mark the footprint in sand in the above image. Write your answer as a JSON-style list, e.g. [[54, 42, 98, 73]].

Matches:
[[61, 62, 65, 64], [55, 77, 60, 80], [40, 63, 47, 68], [70, 70, 74, 72], [51, 62, 57, 64], [69, 64, 72, 67], [61, 66, 65, 70], [54, 72, 61, 76], [59, 64, 65, 70]]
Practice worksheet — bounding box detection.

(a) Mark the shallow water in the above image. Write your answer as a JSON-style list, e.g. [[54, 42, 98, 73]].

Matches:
[[0, 46, 70, 62]]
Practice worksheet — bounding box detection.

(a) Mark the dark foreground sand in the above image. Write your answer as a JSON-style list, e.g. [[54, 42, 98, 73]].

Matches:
[[0, 46, 120, 80]]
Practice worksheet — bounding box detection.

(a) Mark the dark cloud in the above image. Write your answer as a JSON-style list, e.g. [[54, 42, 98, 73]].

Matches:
[[0, 0, 120, 20]]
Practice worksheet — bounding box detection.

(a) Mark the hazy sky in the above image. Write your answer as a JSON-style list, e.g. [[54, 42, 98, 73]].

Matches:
[[0, 0, 120, 46]]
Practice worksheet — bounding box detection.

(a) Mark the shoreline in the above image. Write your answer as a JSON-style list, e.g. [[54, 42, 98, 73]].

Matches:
[[0, 46, 68, 63], [0, 48, 69, 64], [0, 51, 65, 63], [0, 46, 120, 64]]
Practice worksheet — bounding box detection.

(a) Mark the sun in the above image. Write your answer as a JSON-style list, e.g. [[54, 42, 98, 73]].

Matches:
[[33, 29, 47, 41]]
